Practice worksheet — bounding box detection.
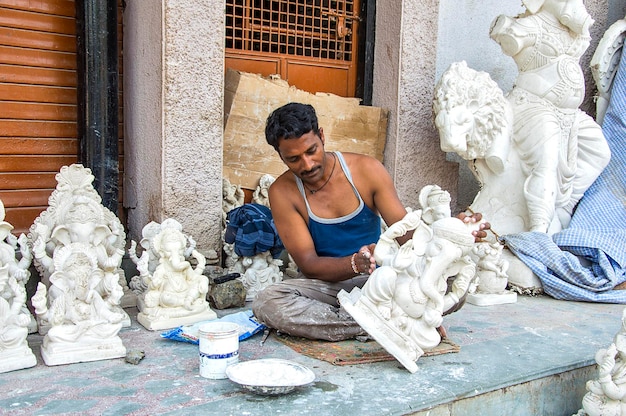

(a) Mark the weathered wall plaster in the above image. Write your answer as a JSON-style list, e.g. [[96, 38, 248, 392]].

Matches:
[[123, 0, 224, 254]]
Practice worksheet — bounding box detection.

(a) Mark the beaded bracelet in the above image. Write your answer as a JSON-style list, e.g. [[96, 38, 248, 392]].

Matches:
[[351, 252, 359, 274]]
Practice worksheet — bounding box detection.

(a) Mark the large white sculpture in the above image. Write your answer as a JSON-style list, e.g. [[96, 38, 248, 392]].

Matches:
[[338, 211, 478, 373], [28, 164, 134, 317], [135, 225, 216, 330], [0, 200, 36, 373], [576, 307, 626, 416], [489, 0, 610, 233], [435, 0, 610, 237], [26, 165, 130, 365]]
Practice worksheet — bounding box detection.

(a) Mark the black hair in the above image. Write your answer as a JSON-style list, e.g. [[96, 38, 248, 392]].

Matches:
[[265, 102, 320, 151]]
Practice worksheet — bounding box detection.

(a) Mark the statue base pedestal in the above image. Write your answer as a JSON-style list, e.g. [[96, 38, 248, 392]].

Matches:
[[41, 336, 126, 366], [0, 344, 37, 373], [137, 304, 217, 331], [38, 310, 131, 336], [338, 288, 424, 373], [467, 290, 517, 306]]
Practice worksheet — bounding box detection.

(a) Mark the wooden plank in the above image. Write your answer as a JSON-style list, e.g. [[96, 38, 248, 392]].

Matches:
[[0, 83, 76, 104], [0, 172, 58, 189], [0, 137, 77, 155], [3, 206, 46, 236], [0, 120, 76, 137], [0, 189, 52, 207], [0, 7, 75, 34], [0, 46, 76, 70], [223, 70, 388, 189], [0, 26, 75, 52], [0, 0, 75, 17], [0, 101, 76, 121], [0, 155, 78, 171], [0, 64, 76, 87]]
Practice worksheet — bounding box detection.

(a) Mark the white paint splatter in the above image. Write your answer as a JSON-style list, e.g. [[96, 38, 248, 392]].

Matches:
[[523, 327, 544, 337]]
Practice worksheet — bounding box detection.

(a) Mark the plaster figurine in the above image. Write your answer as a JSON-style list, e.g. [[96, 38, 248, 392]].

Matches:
[[222, 178, 244, 227], [489, 0, 610, 233], [591, 14, 626, 125], [0, 200, 36, 332], [0, 263, 37, 372], [251, 174, 275, 208], [28, 164, 135, 319], [338, 212, 478, 373], [241, 251, 283, 301], [128, 219, 197, 295], [31, 244, 126, 365], [135, 226, 216, 330], [0, 199, 37, 372], [575, 307, 626, 416], [466, 242, 517, 306]]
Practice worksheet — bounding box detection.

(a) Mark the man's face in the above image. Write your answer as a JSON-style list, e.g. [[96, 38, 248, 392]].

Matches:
[[277, 129, 327, 183]]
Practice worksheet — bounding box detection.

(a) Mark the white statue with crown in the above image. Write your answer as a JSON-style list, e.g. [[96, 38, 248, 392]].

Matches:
[[27, 164, 130, 364], [0, 199, 36, 373]]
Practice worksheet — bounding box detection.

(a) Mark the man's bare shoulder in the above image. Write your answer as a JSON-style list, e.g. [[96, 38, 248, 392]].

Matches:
[[269, 171, 301, 205], [340, 152, 387, 176], [339, 151, 383, 167]]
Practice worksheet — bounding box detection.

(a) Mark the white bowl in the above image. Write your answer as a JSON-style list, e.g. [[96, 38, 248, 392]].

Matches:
[[225, 358, 315, 395]]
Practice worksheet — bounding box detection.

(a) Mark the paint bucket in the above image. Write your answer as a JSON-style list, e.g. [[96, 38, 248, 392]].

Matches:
[[198, 321, 239, 379]]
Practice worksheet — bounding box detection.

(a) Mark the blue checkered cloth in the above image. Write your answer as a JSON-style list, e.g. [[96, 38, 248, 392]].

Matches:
[[224, 203, 284, 258], [502, 48, 626, 303]]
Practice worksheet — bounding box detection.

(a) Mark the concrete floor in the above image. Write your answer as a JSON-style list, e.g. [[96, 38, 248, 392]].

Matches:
[[0, 295, 624, 416]]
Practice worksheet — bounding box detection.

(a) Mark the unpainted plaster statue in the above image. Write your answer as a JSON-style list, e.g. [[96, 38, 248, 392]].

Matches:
[[591, 14, 626, 125], [338, 212, 478, 373], [222, 178, 244, 227], [27, 164, 132, 332], [251, 174, 275, 208], [0, 199, 36, 372], [575, 307, 626, 416], [128, 219, 197, 294], [31, 243, 126, 365], [489, 0, 610, 233], [466, 242, 517, 306], [135, 226, 216, 330], [435, 0, 611, 237], [416, 186, 515, 306], [241, 251, 283, 301], [0, 200, 36, 331]]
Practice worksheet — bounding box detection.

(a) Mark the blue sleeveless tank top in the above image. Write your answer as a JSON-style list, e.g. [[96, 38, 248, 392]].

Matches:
[[295, 152, 381, 257]]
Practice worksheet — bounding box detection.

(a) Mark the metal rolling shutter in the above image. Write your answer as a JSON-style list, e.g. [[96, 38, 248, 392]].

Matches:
[[0, 0, 124, 235]]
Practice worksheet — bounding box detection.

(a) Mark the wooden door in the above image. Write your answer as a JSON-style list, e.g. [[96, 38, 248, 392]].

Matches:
[[225, 0, 361, 97]]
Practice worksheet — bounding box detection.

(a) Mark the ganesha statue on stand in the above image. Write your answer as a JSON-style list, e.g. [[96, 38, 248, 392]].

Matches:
[[135, 224, 216, 331], [27, 164, 132, 335], [0, 200, 36, 373], [338, 210, 479, 373], [31, 243, 127, 366]]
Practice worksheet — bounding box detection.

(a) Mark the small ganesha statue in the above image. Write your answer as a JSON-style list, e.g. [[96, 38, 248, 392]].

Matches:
[[135, 225, 216, 330], [0, 199, 36, 372], [339, 211, 478, 373]]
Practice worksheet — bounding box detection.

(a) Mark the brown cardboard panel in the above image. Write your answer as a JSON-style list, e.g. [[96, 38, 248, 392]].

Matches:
[[224, 69, 388, 189]]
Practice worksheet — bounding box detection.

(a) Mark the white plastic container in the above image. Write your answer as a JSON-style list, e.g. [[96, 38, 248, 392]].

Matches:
[[198, 321, 239, 379]]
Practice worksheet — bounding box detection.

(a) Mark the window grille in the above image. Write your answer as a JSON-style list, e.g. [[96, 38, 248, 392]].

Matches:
[[225, 0, 356, 62]]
